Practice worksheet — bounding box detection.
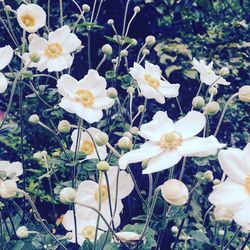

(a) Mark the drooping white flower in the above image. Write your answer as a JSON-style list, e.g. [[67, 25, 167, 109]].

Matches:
[[17, 4, 46, 33], [0, 45, 13, 93], [75, 166, 134, 224], [209, 143, 250, 229], [57, 71, 115, 123], [114, 231, 141, 243], [22, 25, 81, 72], [129, 61, 180, 104], [192, 58, 230, 86], [119, 111, 225, 174], [0, 161, 23, 179], [70, 127, 107, 160]]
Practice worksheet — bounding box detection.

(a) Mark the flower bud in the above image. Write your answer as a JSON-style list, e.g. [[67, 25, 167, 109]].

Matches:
[[127, 87, 135, 94], [95, 131, 109, 146], [96, 161, 110, 171], [130, 38, 138, 47], [243, 246, 250, 250], [214, 206, 233, 225], [192, 96, 205, 109], [29, 114, 40, 124], [171, 226, 178, 234], [130, 126, 139, 135], [28, 33, 39, 43], [145, 35, 156, 47], [218, 229, 225, 236], [239, 86, 250, 102], [134, 6, 141, 13], [0, 180, 17, 198], [205, 102, 220, 116], [120, 49, 128, 57], [4, 5, 12, 12], [16, 226, 29, 239], [102, 44, 112, 55], [59, 187, 76, 204], [204, 170, 214, 182], [118, 137, 132, 150], [65, 232, 73, 240], [107, 87, 118, 99], [138, 105, 145, 112], [208, 87, 218, 96], [82, 4, 90, 12], [111, 58, 117, 65], [142, 49, 150, 56], [107, 19, 114, 25], [219, 67, 229, 77], [161, 179, 189, 206], [29, 53, 40, 63], [213, 179, 220, 185], [57, 120, 71, 133], [123, 132, 132, 140], [141, 159, 149, 170]]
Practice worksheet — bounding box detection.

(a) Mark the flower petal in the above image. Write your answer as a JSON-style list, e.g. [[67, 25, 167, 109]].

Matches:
[[0, 45, 13, 70], [93, 93, 115, 110], [144, 61, 161, 79], [158, 82, 180, 98], [48, 25, 71, 44], [243, 143, 250, 172], [46, 56, 72, 72], [29, 37, 48, 53], [0, 73, 8, 93], [61, 33, 81, 53], [57, 74, 78, 98], [129, 62, 145, 81], [234, 204, 250, 230]]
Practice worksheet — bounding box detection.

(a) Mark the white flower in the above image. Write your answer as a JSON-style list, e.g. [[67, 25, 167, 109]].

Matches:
[[0, 179, 17, 199], [119, 111, 225, 174], [0, 45, 13, 93], [57, 70, 115, 123], [114, 231, 141, 243], [75, 166, 134, 224], [22, 25, 81, 72], [70, 127, 107, 160], [0, 161, 23, 179], [192, 58, 230, 86], [129, 61, 180, 104], [209, 143, 250, 229], [17, 4, 46, 33]]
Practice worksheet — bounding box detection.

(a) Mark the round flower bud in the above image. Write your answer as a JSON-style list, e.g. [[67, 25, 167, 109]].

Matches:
[[130, 126, 139, 135], [107, 19, 114, 25], [218, 229, 225, 236], [82, 4, 90, 12], [29, 53, 40, 63], [4, 5, 12, 12], [120, 49, 128, 57], [111, 58, 118, 65], [214, 206, 233, 225], [29, 114, 40, 124], [28, 33, 39, 42], [213, 179, 221, 185], [127, 87, 135, 94], [205, 102, 220, 116], [16, 226, 29, 239], [118, 137, 132, 150], [134, 6, 141, 13], [59, 187, 76, 205], [96, 161, 110, 171], [138, 105, 145, 112], [171, 226, 178, 234], [161, 179, 189, 206], [243, 247, 250, 250], [130, 38, 138, 47], [208, 87, 218, 96], [192, 96, 205, 109], [95, 131, 109, 146], [239, 86, 250, 102], [219, 67, 229, 77], [107, 87, 118, 99], [57, 120, 71, 133], [141, 159, 149, 170], [0, 180, 17, 199], [204, 170, 214, 182], [142, 49, 150, 56], [145, 35, 156, 47], [123, 132, 132, 140], [102, 44, 112, 55], [33, 151, 44, 160]]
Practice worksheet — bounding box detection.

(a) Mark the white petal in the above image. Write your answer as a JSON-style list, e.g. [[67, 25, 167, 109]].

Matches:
[[144, 61, 161, 79], [175, 111, 206, 139], [139, 84, 165, 104], [129, 62, 145, 81], [59, 98, 79, 114], [0, 45, 13, 70], [76, 181, 98, 205], [9, 162, 23, 177], [158, 82, 180, 98], [234, 204, 250, 230], [0, 73, 8, 93], [93, 93, 115, 110], [143, 150, 182, 174], [76, 107, 103, 124], [46, 56, 71, 72], [118, 141, 164, 170], [139, 111, 174, 141], [243, 143, 250, 172], [48, 25, 71, 44], [61, 33, 81, 53], [29, 37, 48, 53], [57, 74, 78, 98]]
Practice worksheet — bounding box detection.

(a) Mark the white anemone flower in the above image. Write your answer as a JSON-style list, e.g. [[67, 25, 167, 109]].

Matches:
[[129, 61, 180, 104], [17, 4, 46, 33], [0, 161, 23, 179], [209, 143, 250, 229], [119, 111, 225, 174], [57, 71, 115, 123], [71, 127, 107, 160], [0, 45, 13, 93], [192, 58, 230, 86], [22, 25, 81, 72], [75, 166, 134, 223]]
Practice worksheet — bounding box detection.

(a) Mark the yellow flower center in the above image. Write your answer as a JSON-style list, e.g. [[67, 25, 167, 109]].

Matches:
[[45, 43, 63, 58], [94, 185, 108, 202], [144, 74, 160, 89], [75, 90, 94, 107], [207, 69, 213, 75], [81, 225, 96, 240], [80, 140, 94, 155], [159, 132, 183, 150], [21, 15, 35, 27], [245, 176, 250, 193]]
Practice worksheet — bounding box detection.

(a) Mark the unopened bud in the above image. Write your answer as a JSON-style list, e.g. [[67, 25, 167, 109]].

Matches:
[[213, 179, 220, 185], [102, 44, 112, 55], [59, 187, 76, 204], [218, 229, 225, 236], [208, 87, 218, 96], [192, 96, 205, 109], [130, 126, 139, 135], [239, 86, 250, 102], [29, 53, 40, 63], [138, 105, 145, 112], [123, 132, 132, 140], [16, 226, 29, 239], [219, 67, 229, 77], [118, 137, 132, 150], [95, 131, 109, 146], [107, 19, 114, 25], [171, 226, 178, 234], [142, 49, 150, 56], [4, 5, 12, 12], [29, 114, 40, 124], [214, 206, 233, 225], [121, 49, 128, 57], [96, 161, 110, 171], [134, 6, 141, 13], [204, 170, 214, 182], [145, 35, 156, 46], [82, 4, 90, 12], [130, 38, 138, 47], [107, 87, 118, 99], [58, 120, 70, 133], [127, 87, 135, 94], [205, 102, 220, 116]]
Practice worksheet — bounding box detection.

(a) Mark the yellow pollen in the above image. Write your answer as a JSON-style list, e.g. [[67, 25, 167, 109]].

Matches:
[[80, 140, 94, 155], [144, 74, 160, 89], [45, 43, 63, 58], [75, 90, 94, 107], [81, 225, 96, 240], [245, 176, 250, 193], [94, 185, 108, 202], [159, 132, 183, 150], [21, 15, 35, 27]]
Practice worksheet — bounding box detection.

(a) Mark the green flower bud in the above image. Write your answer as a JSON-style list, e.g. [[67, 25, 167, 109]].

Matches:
[[138, 105, 145, 112], [118, 137, 132, 150], [213, 179, 221, 185], [95, 131, 109, 146], [205, 102, 220, 116], [121, 49, 128, 57], [57, 120, 71, 133], [102, 44, 112, 55], [239, 86, 250, 102], [16, 226, 29, 239], [171, 226, 178, 234], [59, 187, 76, 204], [107, 87, 118, 99], [96, 161, 110, 171], [29, 114, 40, 124], [127, 87, 135, 94], [218, 229, 225, 236], [29, 53, 40, 63], [142, 48, 150, 56], [130, 38, 138, 47], [208, 87, 218, 96], [192, 96, 205, 109], [219, 67, 229, 77], [82, 4, 90, 12], [204, 170, 214, 182]]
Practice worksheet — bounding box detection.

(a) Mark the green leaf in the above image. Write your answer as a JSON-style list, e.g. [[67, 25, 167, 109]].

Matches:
[[183, 69, 198, 79], [5, 240, 25, 250], [165, 65, 182, 77]]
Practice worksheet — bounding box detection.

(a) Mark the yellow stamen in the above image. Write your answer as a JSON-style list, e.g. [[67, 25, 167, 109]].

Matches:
[[81, 226, 96, 240], [75, 90, 94, 107], [94, 185, 108, 202], [45, 43, 63, 58], [21, 15, 35, 27], [144, 74, 160, 89], [80, 140, 94, 155], [159, 132, 183, 150], [245, 176, 250, 193]]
